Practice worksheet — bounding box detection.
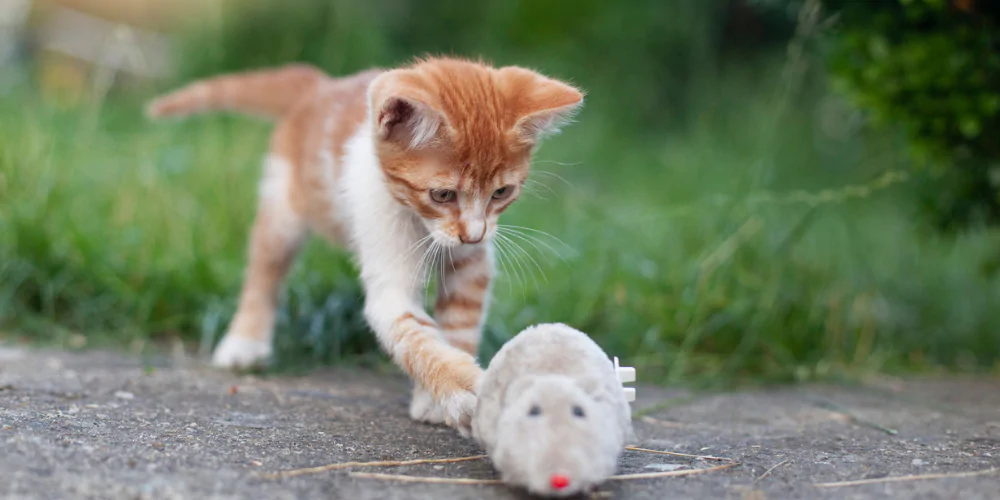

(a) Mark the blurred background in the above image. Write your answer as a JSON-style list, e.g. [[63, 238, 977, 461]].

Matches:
[[1, 0, 998, 385]]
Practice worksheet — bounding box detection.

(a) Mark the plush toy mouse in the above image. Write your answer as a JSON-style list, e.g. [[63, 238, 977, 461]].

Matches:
[[472, 323, 636, 497]]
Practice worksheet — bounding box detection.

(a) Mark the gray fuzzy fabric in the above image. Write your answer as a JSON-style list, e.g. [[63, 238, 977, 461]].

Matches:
[[472, 323, 635, 497]]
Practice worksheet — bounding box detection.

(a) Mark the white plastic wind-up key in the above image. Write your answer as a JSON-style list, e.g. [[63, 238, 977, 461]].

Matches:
[[613, 356, 636, 402], [614, 356, 636, 383], [622, 387, 636, 402]]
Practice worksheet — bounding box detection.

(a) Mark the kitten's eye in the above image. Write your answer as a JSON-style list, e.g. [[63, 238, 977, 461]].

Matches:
[[528, 405, 542, 417], [430, 189, 456, 203], [492, 186, 514, 200], [572, 405, 585, 418]]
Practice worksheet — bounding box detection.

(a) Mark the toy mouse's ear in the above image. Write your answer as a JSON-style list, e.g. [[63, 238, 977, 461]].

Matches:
[[502, 377, 537, 406], [576, 375, 605, 399], [582, 378, 635, 443]]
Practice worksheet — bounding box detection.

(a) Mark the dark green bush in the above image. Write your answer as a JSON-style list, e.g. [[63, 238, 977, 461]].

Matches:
[[820, 0, 1000, 228]]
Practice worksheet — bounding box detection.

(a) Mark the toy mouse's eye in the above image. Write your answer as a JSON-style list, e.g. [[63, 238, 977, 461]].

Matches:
[[572, 405, 586, 418], [528, 405, 542, 416]]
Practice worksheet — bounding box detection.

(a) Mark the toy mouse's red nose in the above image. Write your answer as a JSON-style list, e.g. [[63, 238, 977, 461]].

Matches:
[[550, 474, 570, 490]]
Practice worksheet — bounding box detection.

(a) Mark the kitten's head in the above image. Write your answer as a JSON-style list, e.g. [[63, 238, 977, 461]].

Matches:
[[368, 57, 583, 247]]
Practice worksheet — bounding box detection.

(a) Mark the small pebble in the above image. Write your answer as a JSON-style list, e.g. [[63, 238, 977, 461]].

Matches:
[[911, 458, 924, 466], [114, 391, 135, 400]]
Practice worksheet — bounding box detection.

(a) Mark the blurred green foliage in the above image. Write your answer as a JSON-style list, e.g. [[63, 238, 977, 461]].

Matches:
[[175, 0, 797, 132], [814, 0, 1000, 228], [3, 0, 1000, 383]]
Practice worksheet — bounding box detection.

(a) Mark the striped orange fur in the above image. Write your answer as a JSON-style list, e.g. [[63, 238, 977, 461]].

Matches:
[[147, 57, 584, 435]]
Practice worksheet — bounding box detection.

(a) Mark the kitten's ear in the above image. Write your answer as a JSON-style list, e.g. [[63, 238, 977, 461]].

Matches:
[[369, 73, 446, 149], [499, 67, 584, 145]]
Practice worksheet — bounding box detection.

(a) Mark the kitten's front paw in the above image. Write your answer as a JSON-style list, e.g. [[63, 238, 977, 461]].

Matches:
[[211, 335, 272, 369], [409, 385, 446, 424], [441, 389, 478, 438]]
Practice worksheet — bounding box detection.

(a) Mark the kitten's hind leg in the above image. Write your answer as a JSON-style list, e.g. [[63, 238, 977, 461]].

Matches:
[[212, 156, 307, 369]]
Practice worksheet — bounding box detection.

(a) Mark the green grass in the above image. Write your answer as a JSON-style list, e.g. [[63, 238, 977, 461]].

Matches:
[[2, 56, 999, 386]]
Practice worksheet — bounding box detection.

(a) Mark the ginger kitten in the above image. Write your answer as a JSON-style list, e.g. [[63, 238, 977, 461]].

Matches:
[[147, 57, 584, 434]]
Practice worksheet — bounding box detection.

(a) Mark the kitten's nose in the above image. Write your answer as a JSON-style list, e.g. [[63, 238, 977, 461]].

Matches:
[[460, 233, 484, 244], [460, 220, 486, 244]]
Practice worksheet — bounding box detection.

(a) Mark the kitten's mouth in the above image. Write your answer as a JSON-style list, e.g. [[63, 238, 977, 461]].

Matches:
[[430, 233, 463, 248]]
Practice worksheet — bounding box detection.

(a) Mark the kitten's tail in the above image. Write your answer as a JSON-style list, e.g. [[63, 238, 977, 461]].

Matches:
[[146, 64, 326, 120]]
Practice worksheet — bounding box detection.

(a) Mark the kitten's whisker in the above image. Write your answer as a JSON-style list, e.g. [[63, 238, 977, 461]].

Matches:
[[428, 243, 444, 298], [503, 235, 559, 278], [524, 179, 555, 198], [411, 245, 430, 292], [532, 169, 578, 190], [499, 233, 546, 286], [412, 240, 440, 292], [424, 243, 439, 301], [511, 238, 544, 291], [521, 181, 551, 201], [493, 235, 526, 297], [490, 241, 514, 296], [521, 184, 544, 200], [438, 246, 449, 297], [397, 234, 433, 264], [492, 236, 517, 286], [427, 243, 443, 288], [497, 227, 567, 264], [533, 160, 582, 167], [496, 233, 533, 295], [392, 233, 433, 268], [498, 226, 573, 261], [499, 224, 573, 252]]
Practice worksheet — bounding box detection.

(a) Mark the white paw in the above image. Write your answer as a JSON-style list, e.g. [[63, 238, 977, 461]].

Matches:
[[441, 389, 477, 438], [211, 335, 272, 369], [409, 385, 446, 424]]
